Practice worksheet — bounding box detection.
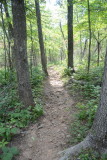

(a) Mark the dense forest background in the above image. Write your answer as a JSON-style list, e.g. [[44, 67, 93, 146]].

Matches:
[[1, 0, 107, 160], [1, 0, 107, 72]]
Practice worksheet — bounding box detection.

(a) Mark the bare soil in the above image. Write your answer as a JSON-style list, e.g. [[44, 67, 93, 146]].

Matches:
[[12, 67, 76, 160]]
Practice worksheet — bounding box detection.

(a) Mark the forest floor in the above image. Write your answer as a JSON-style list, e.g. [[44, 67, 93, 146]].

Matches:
[[12, 67, 76, 160]]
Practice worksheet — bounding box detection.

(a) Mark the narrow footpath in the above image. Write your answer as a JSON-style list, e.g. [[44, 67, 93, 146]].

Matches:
[[12, 67, 76, 160]]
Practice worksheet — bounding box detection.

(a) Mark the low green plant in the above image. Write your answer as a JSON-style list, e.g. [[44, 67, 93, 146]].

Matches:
[[31, 67, 45, 87], [67, 65, 104, 159], [0, 67, 44, 159], [73, 65, 103, 86], [62, 67, 72, 77], [0, 147, 19, 160], [77, 149, 100, 160], [69, 120, 89, 144], [77, 150, 107, 160], [76, 100, 98, 126], [81, 84, 101, 99]]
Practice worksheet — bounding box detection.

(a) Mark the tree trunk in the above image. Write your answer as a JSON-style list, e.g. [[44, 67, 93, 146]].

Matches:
[[59, 49, 107, 159], [82, 39, 88, 58], [3, 0, 15, 69], [90, 48, 107, 150], [35, 0, 48, 76], [97, 31, 100, 66], [87, 0, 92, 73], [80, 32, 83, 61], [30, 21, 34, 77], [3, 0, 13, 39], [0, 3, 12, 71], [3, 32, 7, 79], [67, 0, 74, 71], [59, 21, 67, 49], [11, 0, 34, 107], [97, 41, 100, 66]]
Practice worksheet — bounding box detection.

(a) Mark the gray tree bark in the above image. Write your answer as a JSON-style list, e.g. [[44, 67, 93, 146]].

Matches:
[[11, 0, 34, 107], [87, 0, 92, 73], [0, 3, 12, 71], [3, 0, 13, 39], [35, 0, 48, 76], [67, 0, 74, 71]]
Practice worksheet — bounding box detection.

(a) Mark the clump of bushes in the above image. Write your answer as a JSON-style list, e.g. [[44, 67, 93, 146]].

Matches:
[[0, 67, 44, 159]]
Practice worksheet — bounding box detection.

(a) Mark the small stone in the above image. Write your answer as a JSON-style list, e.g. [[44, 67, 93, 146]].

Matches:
[[66, 135, 70, 138], [30, 127, 34, 130], [29, 144, 33, 148], [38, 124, 44, 129]]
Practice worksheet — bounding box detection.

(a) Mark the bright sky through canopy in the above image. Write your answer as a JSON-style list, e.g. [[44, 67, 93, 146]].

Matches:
[[46, 0, 61, 22]]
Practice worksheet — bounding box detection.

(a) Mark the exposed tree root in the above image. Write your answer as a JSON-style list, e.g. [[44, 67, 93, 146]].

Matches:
[[59, 136, 93, 160]]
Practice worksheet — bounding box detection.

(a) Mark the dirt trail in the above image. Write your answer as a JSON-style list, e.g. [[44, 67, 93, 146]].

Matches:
[[12, 67, 76, 160]]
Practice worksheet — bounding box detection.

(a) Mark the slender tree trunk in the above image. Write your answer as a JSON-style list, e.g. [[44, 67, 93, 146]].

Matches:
[[3, 0, 15, 69], [35, 0, 48, 76], [0, 3, 12, 71], [97, 42, 100, 66], [60, 47, 63, 63], [67, 0, 74, 71], [82, 39, 88, 58], [76, 9, 83, 61], [11, 0, 34, 107], [3, 33, 7, 79], [30, 21, 34, 77], [59, 21, 67, 49], [3, 0, 13, 39], [93, 31, 107, 66], [80, 32, 83, 60], [49, 49, 51, 62], [87, 0, 92, 73], [97, 31, 100, 66]]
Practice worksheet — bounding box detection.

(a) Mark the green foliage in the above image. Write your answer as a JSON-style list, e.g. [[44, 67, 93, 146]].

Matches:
[[0, 104, 43, 146], [73, 65, 103, 86], [77, 150, 107, 160], [0, 124, 19, 142], [76, 100, 98, 127], [62, 67, 72, 77], [31, 67, 45, 97], [70, 120, 89, 144], [31, 67, 45, 87], [0, 70, 16, 87], [0, 67, 44, 159], [81, 84, 101, 99], [67, 64, 104, 159], [101, 154, 107, 160], [0, 147, 19, 160], [31, 104, 43, 119], [77, 149, 100, 160]]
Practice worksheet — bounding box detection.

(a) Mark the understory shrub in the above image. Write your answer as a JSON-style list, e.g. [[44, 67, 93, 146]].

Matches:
[[66, 65, 104, 159], [0, 67, 44, 159]]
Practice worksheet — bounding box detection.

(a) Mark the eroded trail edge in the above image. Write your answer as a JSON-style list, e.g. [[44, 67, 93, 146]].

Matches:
[[13, 67, 76, 160]]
